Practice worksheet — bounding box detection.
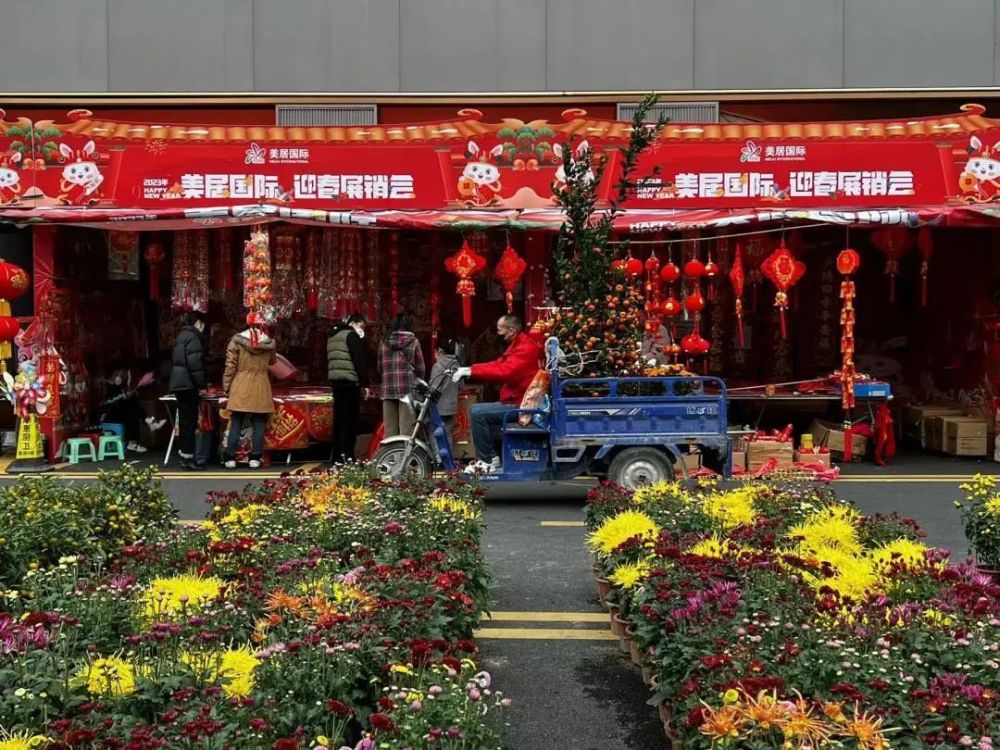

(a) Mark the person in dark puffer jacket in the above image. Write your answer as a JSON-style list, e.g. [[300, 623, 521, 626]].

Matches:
[[327, 313, 368, 463], [169, 312, 207, 470]]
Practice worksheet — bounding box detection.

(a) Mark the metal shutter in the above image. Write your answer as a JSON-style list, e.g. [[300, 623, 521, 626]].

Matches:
[[275, 105, 378, 127], [617, 101, 719, 124]]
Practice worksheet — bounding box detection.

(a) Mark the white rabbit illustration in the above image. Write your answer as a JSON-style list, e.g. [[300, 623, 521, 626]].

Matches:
[[553, 140, 595, 191], [960, 135, 1000, 202], [0, 151, 22, 206], [57, 140, 104, 205], [457, 140, 503, 206]]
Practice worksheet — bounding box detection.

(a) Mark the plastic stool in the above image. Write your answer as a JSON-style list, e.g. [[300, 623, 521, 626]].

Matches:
[[64, 438, 97, 464], [98, 435, 125, 461], [100, 423, 125, 438]]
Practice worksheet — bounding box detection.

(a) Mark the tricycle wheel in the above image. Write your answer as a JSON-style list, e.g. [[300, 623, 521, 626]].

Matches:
[[608, 448, 673, 490], [374, 443, 431, 480]]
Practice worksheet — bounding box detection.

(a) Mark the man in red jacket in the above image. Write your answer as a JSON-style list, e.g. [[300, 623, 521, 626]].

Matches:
[[452, 314, 543, 473]]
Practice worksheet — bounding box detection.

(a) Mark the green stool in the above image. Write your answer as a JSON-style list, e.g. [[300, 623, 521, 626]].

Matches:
[[98, 435, 125, 461], [63, 437, 97, 464]]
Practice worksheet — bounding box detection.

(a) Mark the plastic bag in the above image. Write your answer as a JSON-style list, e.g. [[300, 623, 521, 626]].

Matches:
[[518, 369, 551, 426]]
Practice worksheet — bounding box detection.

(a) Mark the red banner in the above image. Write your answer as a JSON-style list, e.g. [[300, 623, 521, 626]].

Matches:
[[1, 106, 1000, 214]]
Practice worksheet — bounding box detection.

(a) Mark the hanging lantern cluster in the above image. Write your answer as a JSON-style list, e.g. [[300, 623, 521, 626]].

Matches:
[[445, 238, 487, 328], [729, 242, 746, 348], [837, 247, 860, 410], [642, 250, 661, 336], [681, 251, 710, 360], [243, 227, 274, 332], [870, 227, 913, 304], [0, 259, 29, 360], [494, 241, 527, 314], [761, 243, 806, 339]]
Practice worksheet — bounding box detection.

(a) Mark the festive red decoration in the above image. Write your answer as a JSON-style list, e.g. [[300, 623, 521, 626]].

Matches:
[[730, 243, 746, 348], [761, 244, 806, 339], [388, 231, 401, 316], [917, 227, 934, 307], [0, 316, 20, 347], [305, 230, 319, 311], [643, 253, 661, 335], [0, 260, 29, 305], [143, 242, 165, 300], [683, 258, 705, 279], [660, 295, 681, 318], [610, 258, 626, 275], [743, 235, 775, 311], [445, 239, 487, 328], [624, 257, 643, 277], [243, 227, 274, 338], [874, 403, 896, 466], [683, 291, 705, 314], [659, 262, 680, 284], [837, 247, 860, 439], [681, 332, 710, 356], [494, 243, 527, 314], [870, 227, 914, 303], [703, 259, 720, 301]]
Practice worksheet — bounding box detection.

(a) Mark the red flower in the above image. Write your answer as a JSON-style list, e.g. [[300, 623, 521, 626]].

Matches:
[[273, 740, 299, 750], [326, 699, 353, 717], [370, 713, 397, 733]]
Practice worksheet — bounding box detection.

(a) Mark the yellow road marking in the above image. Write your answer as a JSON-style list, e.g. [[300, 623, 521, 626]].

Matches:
[[475, 627, 617, 640], [539, 520, 585, 527], [485, 611, 607, 623]]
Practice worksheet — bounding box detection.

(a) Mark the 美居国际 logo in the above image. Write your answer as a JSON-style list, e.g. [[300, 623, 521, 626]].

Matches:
[[245, 143, 266, 166], [740, 140, 762, 163], [741, 140, 808, 163]]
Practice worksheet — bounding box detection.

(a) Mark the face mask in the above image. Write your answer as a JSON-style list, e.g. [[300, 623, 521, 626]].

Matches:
[[352, 325, 365, 340]]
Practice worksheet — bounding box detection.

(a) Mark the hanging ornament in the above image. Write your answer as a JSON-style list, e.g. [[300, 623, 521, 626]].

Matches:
[[761, 244, 806, 339], [305, 230, 320, 311], [837, 246, 860, 461], [388, 231, 401, 316], [730, 242, 746, 348], [643, 252, 661, 336], [611, 258, 627, 275], [703, 258, 720, 301], [743, 235, 775, 312], [870, 227, 914, 304], [144, 242, 165, 300], [0, 260, 28, 360], [660, 260, 680, 284], [683, 291, 705, 314], [624, 256, 643, 278], [917, 227, 934, 307], [445, 239, 487, 328], [213, 229, 235, 295], [243, 227, 274, 337], [660, 294, 681, 318], [494, 242, 527, 314], [681, 332, 711, 356], [683, 258, 706, 279]]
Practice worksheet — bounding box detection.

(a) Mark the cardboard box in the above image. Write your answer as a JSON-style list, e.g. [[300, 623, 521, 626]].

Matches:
[[903, 404, 962, 446], [731, 450, 747, 471], [924, 415, 950, 451], [747, 440, 794, 471], [678, 452, 701, 472], [795, 451, 832, 469], [945, 435, 988, 456], [944, 416, 988, 438], [809, 419, 869, 459]]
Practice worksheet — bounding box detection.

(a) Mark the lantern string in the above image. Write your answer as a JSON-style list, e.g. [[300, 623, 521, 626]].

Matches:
[[606, 221, 833, 245]]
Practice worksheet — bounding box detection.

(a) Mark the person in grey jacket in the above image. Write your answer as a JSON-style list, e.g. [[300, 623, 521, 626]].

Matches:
[[169, 312, 207, 470], [327, 314, 368, 463], [429, 337, 463, 449]]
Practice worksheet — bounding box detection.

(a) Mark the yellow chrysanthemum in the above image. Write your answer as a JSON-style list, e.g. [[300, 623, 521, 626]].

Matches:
[[870, 537, 930, 572], [203, 503, 269, 540], [703, 486, 761, 530], [686, 534, 738, 559], [428, 496, 479, 520], [141, 574, 224, 622], [921, 607, 957, 628], [799, 544, 879, 600], [76, 655, 138, 697], [301, 481, 372, 513], [182, 647, 260, 698], [787, 505, 861, 555], [587, 511, 660, 557], [0, 732, 49, 750], [841, 708, 892, 750], [608, 559, 652, 588], [631, 481, 690, 507]]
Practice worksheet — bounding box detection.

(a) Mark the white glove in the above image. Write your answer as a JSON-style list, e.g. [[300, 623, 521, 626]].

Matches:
[[452, 366, 472, 383]]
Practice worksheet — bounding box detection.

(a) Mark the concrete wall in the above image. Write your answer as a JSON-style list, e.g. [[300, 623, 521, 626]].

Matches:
[[0, 0, 994, 92]]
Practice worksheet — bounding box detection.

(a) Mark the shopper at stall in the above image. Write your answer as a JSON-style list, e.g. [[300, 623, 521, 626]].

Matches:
[[169, 312, 208, 470], [379, 312, 426, 439], [452, 314, 542, 474], [97, 363, 162, 454], [222, 324, 276, 469], [429, 336, 464, 449], [327, 313, 368, 463]]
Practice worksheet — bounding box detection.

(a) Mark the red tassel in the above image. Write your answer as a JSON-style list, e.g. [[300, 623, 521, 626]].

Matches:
[[737, 317, 745, 348], [921, 274, 928, 307], [462, 296, 472, 328], [843, 423, 853, 463], [779, 309, 787, 339]]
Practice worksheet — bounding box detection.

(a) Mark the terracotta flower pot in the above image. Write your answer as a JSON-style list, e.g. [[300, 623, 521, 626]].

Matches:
[[626, 626, 643, 667], [611, 612, 630, 639], [595, 577, 611, 604], [659, 701, 678, 748]]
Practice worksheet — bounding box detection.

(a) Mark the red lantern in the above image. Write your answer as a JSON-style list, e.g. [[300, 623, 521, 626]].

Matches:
[[643, 254, 661, 335], [494, 243, 527, 314], [660, 295, 681, 318], [683, 292, 705, 314], [917, 227, 933, 307], [761, 244, 806, 339], [660, 262, 680, 284], [683, 258, 705, 279], [0, 260, 29, 311], [681, 332, 710, 356], [144, 242, 166, 300], [0, 316, 19, 359], [730, 243, 746, 348], [703, 259, 720, 301], [837, 247, 861, 458], [870, 227, 914, 304], [445, 239, 487, 328], [625, 257, 643, 277]]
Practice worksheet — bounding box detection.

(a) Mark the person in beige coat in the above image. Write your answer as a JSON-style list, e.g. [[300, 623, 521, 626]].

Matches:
[[222, 326, 276, 469]]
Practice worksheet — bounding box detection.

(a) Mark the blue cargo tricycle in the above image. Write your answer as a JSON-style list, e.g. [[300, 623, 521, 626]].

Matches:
[[373, 338, 731, 489]]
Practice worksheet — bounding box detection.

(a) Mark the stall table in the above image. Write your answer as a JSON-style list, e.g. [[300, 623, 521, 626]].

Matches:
[[728, 384, 892, 431]]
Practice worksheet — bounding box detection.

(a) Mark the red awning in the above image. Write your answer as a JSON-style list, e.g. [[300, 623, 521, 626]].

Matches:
[[3, 203, 1000, 232]]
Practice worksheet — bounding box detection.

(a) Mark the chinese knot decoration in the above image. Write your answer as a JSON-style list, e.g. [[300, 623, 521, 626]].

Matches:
[[243, 227, 274, 335], [761, 244, 806, 339], [494, 243, 526, 315], [143, 242, 166, 300], [836, 248, 860, 411], [730, 242, 746, 348], [870, 227, 914, 304], [917, 227, 934, 307], [0, 259, 28, 360], [445, 239, 487, 328]]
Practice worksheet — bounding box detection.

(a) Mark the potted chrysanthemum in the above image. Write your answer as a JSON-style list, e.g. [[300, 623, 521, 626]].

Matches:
[[955, 474, 1000, 579]]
